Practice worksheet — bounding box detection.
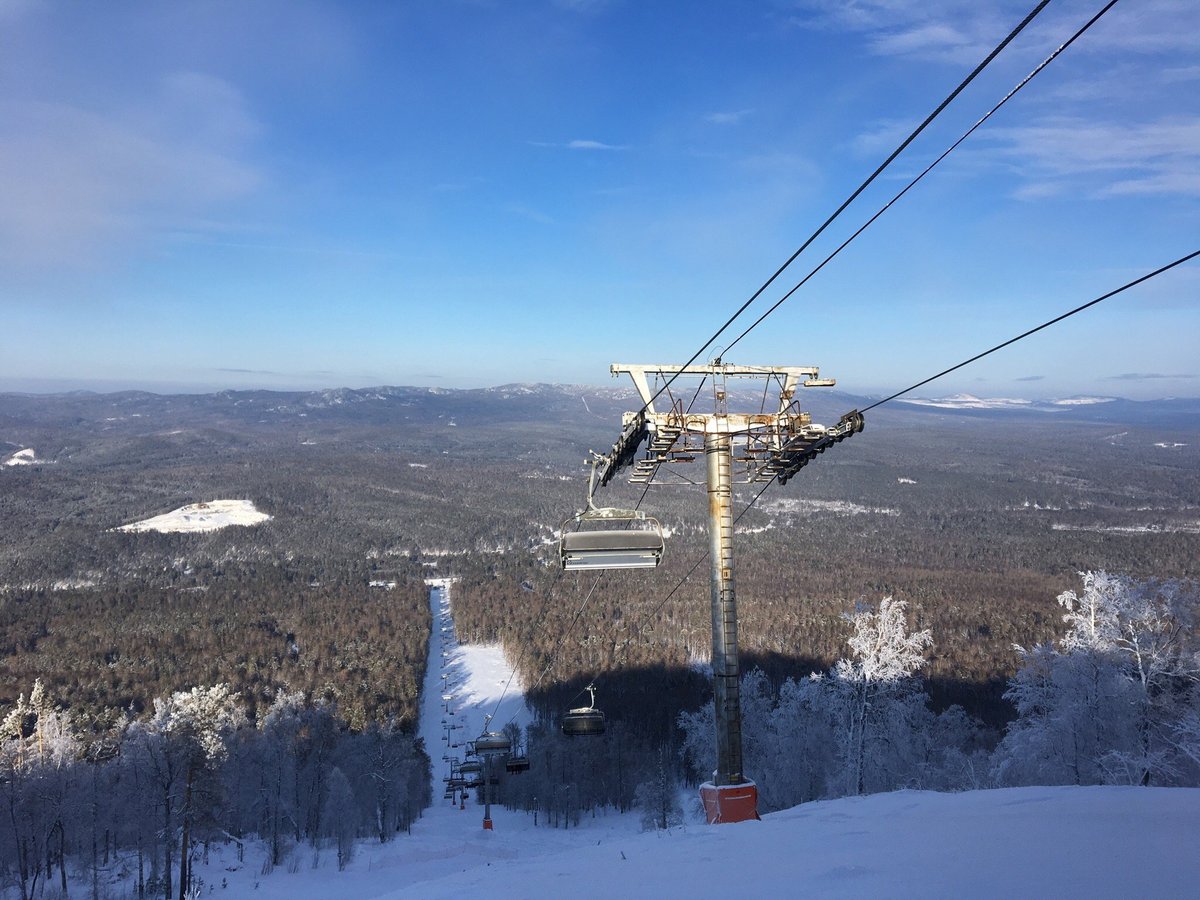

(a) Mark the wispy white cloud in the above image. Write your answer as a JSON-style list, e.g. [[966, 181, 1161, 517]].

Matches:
[[986, 116, 1200, 199], [704, 109, 754, 126], [784, 1, 1200, 67], [1105, 372, 1196, 381], [0, 72, 263, 270], [505, 204, 556, 225], [529, 138, 628, 151], [567, 139, 627, 150], [782, 0, 1020, 65]]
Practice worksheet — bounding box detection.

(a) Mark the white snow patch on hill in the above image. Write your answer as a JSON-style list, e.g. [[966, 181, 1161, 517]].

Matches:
[[1155, 442, 1186, 448], [897, 393, 1033, 410], [1051, 396, 1116, 405], [115, 499, 271, 533], [762, 497, 899, 517], [3, 448, 39, 466], [1053, 522, 1200, 535]]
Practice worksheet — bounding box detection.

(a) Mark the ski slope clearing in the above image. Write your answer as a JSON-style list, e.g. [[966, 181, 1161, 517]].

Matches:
[[2, 448, 39, 466], [115, 499, 271, 533]]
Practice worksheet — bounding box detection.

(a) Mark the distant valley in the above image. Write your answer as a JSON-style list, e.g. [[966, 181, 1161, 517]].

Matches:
[[1, 384, 1197, 728]]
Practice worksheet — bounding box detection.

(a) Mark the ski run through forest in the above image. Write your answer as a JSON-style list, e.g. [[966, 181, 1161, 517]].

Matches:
[[2, 575, 1199, 898]]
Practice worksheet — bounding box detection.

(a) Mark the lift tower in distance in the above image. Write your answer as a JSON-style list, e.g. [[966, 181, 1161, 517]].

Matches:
[[596, 362, 864, 824]]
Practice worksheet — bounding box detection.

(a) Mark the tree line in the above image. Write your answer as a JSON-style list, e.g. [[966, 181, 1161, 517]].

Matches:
[[0, 685, 430, 900]]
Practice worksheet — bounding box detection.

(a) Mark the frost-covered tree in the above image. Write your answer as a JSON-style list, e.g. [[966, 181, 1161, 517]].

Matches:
[[995, 572, 1200, 787], [829, 597, 933, 796], [128, 684, 242, 900], [634, 745, 682, 831], [678, 598, 969, 810], [0, 681, 80, 900], [324, 767, 357, 871]]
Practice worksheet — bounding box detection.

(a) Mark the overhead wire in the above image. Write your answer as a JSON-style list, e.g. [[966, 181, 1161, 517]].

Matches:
[[720, 0, 1122, 358], [494, 0, 1128, 732], [571, 0, 1127, 668], [585, 248, 1200, 678], [617, 0, 1052, 426], [485, 570, 604, 729], [861, 249, 1200, 413]]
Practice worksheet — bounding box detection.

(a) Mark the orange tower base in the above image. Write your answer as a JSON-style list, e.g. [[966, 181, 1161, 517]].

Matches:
[[699, 781, 760, 824], [482, 817, 493, 830]]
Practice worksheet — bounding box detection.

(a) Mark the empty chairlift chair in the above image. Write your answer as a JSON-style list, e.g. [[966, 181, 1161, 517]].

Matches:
[[561, 684, 606, 737], [559, 509, 665, 571], [473, 731, 512, 757], [558, 455, 666, 571]]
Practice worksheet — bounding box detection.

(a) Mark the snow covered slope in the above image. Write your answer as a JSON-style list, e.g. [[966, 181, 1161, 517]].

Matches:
[[114, 499, 271, 533], [393, 785, 1199, 899], [2, 448, 39, 466]]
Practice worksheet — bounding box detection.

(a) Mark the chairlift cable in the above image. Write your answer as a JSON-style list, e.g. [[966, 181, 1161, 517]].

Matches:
[[861, 249, 1200, 413], [604, 250, 1200, 655], [615, 0, 1052, 430], [720, 0, 1121, 358], [488, 572, 605, 727]]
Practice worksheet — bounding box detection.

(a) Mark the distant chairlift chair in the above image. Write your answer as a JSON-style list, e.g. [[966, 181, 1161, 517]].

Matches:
[[561, 684, 606, 737]]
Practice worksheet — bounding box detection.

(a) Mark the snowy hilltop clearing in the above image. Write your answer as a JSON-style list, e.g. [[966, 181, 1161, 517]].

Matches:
[[2, 448, 40, 466], [114, 499, 271, 533]]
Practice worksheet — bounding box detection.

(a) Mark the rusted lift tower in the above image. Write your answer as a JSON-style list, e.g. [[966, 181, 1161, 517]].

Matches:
[[596, 362, 863, 823]]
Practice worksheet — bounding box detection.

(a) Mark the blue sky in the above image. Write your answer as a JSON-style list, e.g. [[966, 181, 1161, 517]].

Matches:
[[2, 0, 1197, 398]]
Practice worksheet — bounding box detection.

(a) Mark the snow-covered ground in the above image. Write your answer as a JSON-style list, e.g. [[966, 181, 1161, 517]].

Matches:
[[896, 394, 1117, 410], [3, 448, 39, 466], [114, 499, 271, 533], [174, 579, 1200, 900], [760, 497, 900, 517]]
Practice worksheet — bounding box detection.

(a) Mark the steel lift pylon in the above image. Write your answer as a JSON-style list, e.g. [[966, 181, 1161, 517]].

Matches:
[[594, 362, 864, 824]]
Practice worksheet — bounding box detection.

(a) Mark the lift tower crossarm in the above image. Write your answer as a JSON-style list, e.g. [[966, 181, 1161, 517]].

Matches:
[[611, 362, 833, 417]]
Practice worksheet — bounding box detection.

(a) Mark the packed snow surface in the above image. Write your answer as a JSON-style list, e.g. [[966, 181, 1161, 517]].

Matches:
[[115, 499, 271, 533], [185, 783, 1200, 899]]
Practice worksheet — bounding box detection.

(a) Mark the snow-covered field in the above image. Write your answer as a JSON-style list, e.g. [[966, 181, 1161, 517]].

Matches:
[[761, 497, 900, 517], [173, 579, 1200, 900], [2, 448, 40, 466], [115, 499, 271, 533], [896, 394, 1116, 410]]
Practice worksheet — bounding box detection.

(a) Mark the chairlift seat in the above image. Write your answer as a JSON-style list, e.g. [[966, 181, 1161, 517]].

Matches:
[[560, 522, 664, 571], [474, 732, 512, 756], [562, 706, 606, 736]]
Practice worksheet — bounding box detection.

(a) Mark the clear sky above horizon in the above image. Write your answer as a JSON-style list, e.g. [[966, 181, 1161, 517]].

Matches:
[[2, 0, 1197, 400]]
